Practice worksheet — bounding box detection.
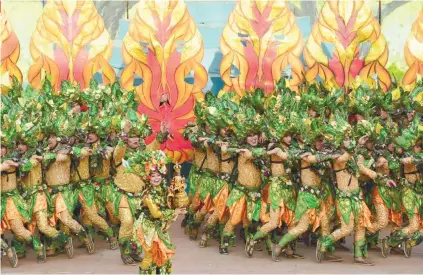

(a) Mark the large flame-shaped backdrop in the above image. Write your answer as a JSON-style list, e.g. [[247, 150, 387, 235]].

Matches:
[[1, 5, 23, 86], [121, 0, 208, 163], [403, 7, 423, 88], [28, 0, 116, 91], [304, 0, 391, 92], [220, 0, 304, 96]]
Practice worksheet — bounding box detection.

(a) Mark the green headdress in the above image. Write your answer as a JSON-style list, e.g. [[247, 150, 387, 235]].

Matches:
[[240, 88, 265, 114], [300, 84, 326, 115], [15, 117, 43, 148], [2, 76, 22, 102], [324, 111, 353, 148], [266, 113, 299, 141], [301, 116, 326, 145], [123, 109, 151, 138], [193, 92, 217, 126], [394, 117, 423, 150], [346, 86, 374, 117], [391, 87, 412, 116], [374, 119, 397, 147], [205, 94, 238, 133], [354, 118, 377, 142], [60, 80, 82, 105], [409, 85, 423, 113], [125, 149, 170, 182], [42, 106, 78, 141], [265, 93, 301, 141], [373, 88, 393, 112], [324, 88, 345, 114], [11, 86, 44, 147], [1, 107, 18, 149], [233, 105, 264, 141]]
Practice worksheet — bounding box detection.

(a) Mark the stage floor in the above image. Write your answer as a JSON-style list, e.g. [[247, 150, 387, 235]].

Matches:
[[2, 219, 422, 274]]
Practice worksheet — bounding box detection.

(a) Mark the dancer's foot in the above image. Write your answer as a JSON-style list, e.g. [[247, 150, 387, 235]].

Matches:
[[65, 237, 74, 259], [199, 237, 208, 248], [403, 240, 412, 258], [323, 253, 343, 262], [271, 244, 282, 262], [109, 237, 119, 250], [381, 238, 390, 258], [244, 238, 255, 258], [354, 257, 374, 266], [121, 254, 136, 266], [83, 234, 95, 254], [219, 245, 229, 255], [315, 240, 323, 263], [37, 245, 46, 263], [189, 228, 198, 241], [285, 252, 304, 259], [6, 247, 18, 268]]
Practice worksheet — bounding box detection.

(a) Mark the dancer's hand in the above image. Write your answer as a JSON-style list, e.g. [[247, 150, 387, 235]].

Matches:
[[32, 155, 43, 162], [386, 180, 396, 187], [300, 152, 312, 158], [1, 160, 19, 170], [123, 120, 131, 134], [71, 104, 81, 114], [401, 157, 412, 164], [358, 135, 369, 145]]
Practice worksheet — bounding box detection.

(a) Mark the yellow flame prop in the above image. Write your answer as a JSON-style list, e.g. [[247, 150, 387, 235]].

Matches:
[[1, 6, 23, 90], [403, 6, 423, 88], [28, 0, 115, 91], [220, 0, 304, 96]]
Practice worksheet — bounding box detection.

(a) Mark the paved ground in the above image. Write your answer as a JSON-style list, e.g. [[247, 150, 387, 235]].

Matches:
[[2, 221, 422, 274]]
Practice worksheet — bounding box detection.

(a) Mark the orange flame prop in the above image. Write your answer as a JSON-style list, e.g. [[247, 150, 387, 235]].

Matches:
[[304, 0, 391, 92], [28, 0, 115, 91], [220, 0, 304, 96], [1, 6, 23, 88], [121, 0, 207, 163], [403, 6, 423, 88]]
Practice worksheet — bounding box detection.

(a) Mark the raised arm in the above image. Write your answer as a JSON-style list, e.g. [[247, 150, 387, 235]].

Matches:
[[357, 154, 377, 180]]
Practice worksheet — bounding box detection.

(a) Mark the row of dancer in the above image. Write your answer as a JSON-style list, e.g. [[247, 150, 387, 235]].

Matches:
[[182, 79, 423, 265], [1, 79, 187, 274]]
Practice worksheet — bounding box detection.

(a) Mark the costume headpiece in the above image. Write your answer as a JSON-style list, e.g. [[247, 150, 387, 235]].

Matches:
[[125, 149, 170, 182], [324, 111, 354, 148]]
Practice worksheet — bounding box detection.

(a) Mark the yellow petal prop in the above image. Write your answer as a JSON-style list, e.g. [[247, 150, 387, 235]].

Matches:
[[304, 0, 391, 93], [403, 6, 423, 87], [1, 5, 23, 91], [219, 0, 304, 96], [28, 0, 115, 92], [121, 0, 207, 163]]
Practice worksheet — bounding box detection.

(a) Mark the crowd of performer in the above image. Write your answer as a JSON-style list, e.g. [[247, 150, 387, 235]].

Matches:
[[1, 78, 188, 274], [1, 76, 422, 273], [182, 78, 423, 266]]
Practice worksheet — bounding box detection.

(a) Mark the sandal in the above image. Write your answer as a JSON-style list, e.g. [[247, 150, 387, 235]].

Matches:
[[315, 240, 323, 263], [271, 244, 281, 262], [244, 238, 255, 258], [354, 257, 374, 266], [381, 238, 390, 258], [6, 247, 18, 268], [65, 237, 74, 259]]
